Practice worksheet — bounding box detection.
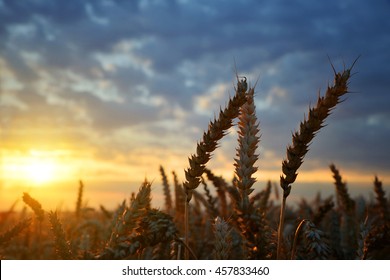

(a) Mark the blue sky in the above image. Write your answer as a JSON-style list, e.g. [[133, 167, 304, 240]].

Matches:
[[1, 0, 389, 209]]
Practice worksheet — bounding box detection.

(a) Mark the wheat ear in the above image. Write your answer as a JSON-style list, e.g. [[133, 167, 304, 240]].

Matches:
[[373, 176, 389, 221], [303, 221, 330, 259], [22, 193, 45, 222], [183, 77, 248, 259], [49, 211, 73, 259], [312, 196, 334, 225], [108, 179, 151, 247], [76, 180, 84, 218], [0, 218, 32, 247], [234, 86, 260, 213], [172, 171, 185, 233], [330, 163, 357, 258], [276, 59, 357, 259], [160, 165, 173, 214], [183, 78, 248, 202], [213, 216, 232, 260], [330, 164, 355, 211]]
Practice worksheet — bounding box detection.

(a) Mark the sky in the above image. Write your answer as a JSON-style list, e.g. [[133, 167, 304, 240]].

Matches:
[[1, 0, 390, 210]]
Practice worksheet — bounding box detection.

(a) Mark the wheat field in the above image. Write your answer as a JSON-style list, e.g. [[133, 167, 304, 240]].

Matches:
[[1, 60, 389, 260]]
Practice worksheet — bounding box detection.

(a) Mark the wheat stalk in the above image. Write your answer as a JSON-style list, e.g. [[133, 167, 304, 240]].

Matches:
[[183, 77, 248, 258], [234, 86, 260, 214], [48, 211, 73, 259], [373, 176, 389, 221], [291, 219, 308, 259], [172, 171, 185, 234], [108, 179, 151, 247], [276, 59, 357, 259], [76, 180, 84, 218], [312, 196, 334, 225], [213, 217, 232, 260], [160, 166, 173, 214], [22, 193, 45, 222], [303, 221, 330, 259], [0, 218, 32, 247], [330, 163, 357, 258], [183, 78, 248, 202], [330, 164, 355, 211]]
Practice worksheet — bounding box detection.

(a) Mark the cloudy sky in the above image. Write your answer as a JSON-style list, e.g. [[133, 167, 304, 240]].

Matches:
[[1, 0, 389, 210]]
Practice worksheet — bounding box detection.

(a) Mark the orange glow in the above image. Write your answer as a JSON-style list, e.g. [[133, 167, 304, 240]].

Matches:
[[1, 150, 72, 187], [22, 158, 56, 184]]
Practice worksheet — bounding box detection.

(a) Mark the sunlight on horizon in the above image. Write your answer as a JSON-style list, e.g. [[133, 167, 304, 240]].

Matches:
[[1, 149, 74, 187], [1, 145, 388, 212]]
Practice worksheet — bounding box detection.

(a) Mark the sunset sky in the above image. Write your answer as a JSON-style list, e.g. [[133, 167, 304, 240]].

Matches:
[[1, 0, 389, 211]]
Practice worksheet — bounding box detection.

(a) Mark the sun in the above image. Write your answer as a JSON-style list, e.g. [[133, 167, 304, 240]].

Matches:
[[2, 150, 65, 186], [24, 159, 56, 184]]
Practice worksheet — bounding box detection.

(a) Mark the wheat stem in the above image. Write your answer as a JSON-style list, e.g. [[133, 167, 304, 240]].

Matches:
[[183, 77, 248, 259], [291, 219, 308, 259], [277, 59, 357, 259]]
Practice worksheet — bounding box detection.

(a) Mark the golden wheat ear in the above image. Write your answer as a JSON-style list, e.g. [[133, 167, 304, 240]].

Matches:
[[213, 216, 232, 260], [183, 77, 248, 259], [0, 218, 32, 247], [234, 86, 260, 213], [75, 180, 84, 218], [277, 58, 358, 259], [183, 77, 248, 202], [159, 165, 173, 214], [49, 211, 73, 259], [22, 193, 45, 222]]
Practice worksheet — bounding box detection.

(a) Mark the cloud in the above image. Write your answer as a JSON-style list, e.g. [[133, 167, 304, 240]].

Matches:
[[1, 0, 389, 193]]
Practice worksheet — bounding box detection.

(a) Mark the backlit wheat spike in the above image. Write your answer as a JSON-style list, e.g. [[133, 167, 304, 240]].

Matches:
[[48, 211, 73, 259], [357, 219, 370, 259], [312, 196, 334, 225], [108, 180, 151, 247], [373, 176, 389, 221], [259, 180, 272, 213], [280, 65, 355, 197], [172, 171, 185, 233], [160, 166, 173, 214], [234, 86, 260, 214], [303, 221, 330, 259], [183, 77, 248, 202], [22, 193, 45, 222], [76, 180, 84, 218], [123, 209, 178, 258], [330, 164, 355, 211], [0, 218, 32, 247], [277, 59, 357, 259], [330, 164, 357, 259], [183, 77, 248, 259], [291, 219, 330, 260], [213, 217, 232, 260]]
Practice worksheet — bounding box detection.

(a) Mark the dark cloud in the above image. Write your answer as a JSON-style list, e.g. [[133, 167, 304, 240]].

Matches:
[[1, 0, 390, 179]]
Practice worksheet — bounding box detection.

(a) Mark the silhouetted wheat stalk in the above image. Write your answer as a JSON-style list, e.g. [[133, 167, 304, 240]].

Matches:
[[183, 76, 248, 258], [49, 211, 73, 259], [276, 59, 358, 259]]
